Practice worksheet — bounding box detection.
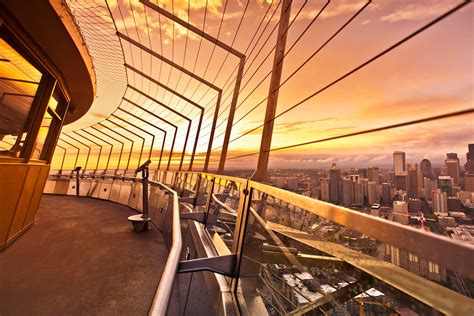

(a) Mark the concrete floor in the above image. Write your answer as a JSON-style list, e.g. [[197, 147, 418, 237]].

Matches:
[[0, 195, 168, 316]]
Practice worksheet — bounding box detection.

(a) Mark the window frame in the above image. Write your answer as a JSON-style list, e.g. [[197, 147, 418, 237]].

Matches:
[[0, 16, 71, 164]]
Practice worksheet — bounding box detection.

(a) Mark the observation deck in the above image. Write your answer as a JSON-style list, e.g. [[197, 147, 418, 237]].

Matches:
[[1, 0, 473, 315]]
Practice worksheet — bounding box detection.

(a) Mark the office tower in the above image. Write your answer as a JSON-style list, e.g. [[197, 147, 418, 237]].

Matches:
[[423, 177, 433, 200], [408, 199, 422, 213], [432, 189, 448, 212], [467, 144, 474, 160], [393, 151, 406, 175], [367, 166, 379, 185], [465, 144, 474, 173], [438, 176, 454, 196], [342, 178, 353, 207], [320, 178, 329, 201], [407, 164, 418, 199], [381, 183, 391, 205], [465, 174, 474, 192], [367, 181, 377, 205], [445, 153, 460, 186], [329, 166, 341, 204], [420, 159, 433, 179], [354, 182, 364, 206], [358, 168, 367, 178], [395, 174, 407, 191]]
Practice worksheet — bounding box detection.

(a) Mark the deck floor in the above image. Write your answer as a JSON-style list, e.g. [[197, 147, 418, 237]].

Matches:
[[0, 195, 168, 316]]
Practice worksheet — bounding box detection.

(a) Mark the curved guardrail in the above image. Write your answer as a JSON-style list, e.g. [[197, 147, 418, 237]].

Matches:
[[148, 180, 181, 316], [44, 170, 474, 315]]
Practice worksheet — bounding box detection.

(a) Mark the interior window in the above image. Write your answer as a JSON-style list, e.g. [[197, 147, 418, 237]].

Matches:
[[0, 38, 42, 157]]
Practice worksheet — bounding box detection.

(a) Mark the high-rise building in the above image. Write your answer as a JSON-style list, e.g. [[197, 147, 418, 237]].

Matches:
[[432, 189, 448, 212], [445, 153, 460, 186], [393, 151, 406, 175], [465, 144, 474, 174], [465, 174, 474, 192], [422, 177, 437, 200], [395, 174, 407, 191], [329, 166, 341, 204], [407, 164, 419, 199], [354, 182, 364, 206], [358, 168, 367, 179], [342, 178, 353, 207], [420, 159, 433, 179], [438, 176, 454, 196], [367, 166, 379, 185], [367, 181, 377, 205], [381, 183, 391, 205], [320, 178, 329, 201]]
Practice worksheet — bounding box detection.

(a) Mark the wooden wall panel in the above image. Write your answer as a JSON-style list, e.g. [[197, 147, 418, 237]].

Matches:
[[0, 164, 28, 244]]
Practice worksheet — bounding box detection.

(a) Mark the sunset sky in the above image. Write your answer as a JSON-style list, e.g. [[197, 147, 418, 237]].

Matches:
[[56, 0, 473, 171]]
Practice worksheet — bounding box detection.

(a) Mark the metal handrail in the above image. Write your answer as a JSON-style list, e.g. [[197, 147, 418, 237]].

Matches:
[[47, 170, 474, 313], [248, 179, 474, 280], [148, 180, 182, 316]]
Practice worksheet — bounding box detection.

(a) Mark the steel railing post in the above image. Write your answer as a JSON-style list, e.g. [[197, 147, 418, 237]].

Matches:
[[251, 0, 292, 182], [230, 180, 252, 293]]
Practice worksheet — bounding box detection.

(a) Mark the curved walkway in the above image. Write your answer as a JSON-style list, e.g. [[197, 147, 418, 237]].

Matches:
[[0, 195, 167, 316]]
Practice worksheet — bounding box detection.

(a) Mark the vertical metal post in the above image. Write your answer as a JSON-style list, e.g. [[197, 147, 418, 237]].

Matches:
[[58, 138, 80, 173], [90, 126, 125, 175], [113, 111, 155, 163], [204, 91, 221, 172], [142, 166, 149, 218], [56, 144, 67, 174], [72, 131, 103, 175], [218, 57, 245, 174], [63, 133, 91, 175], [106, 118, 145, 170], [128, 160, 152, 232], [230, 181, 252, 293], [252, 0, 292, 182], [123, 98, 177, 171], [99, 122, 135, 176], [74, 166, 82, 197], [127, 86, 192, 171], [124, 66, 206, 172]]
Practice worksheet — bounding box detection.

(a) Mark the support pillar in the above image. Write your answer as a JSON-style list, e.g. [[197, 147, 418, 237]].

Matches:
[[251, 0, 292, 182]]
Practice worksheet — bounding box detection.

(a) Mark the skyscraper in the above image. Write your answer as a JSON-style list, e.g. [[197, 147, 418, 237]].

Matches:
[[367, 166, 379, 185], [329, 166, 341, 204], [445, 153, 460, 186], [407, 164, 419, 199], [465, 144, 474, 174], [465, 174, 474, 192], [432, 189, 448, 212], [395, 174, 407, 191], [381, 183, 391, 205], [320, 178, 329, 201], [342, 178, 354, 207], [420, 159, 433, 179], [358, 168, 367, 179], [438, 176, 454, 197], [367, 181, 377, 205], [354, 182, 364, 206], [393, 151, 406, 175]]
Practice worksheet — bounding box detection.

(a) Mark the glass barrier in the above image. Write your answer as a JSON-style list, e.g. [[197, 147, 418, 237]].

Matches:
[[234, 184, 473, 315]]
